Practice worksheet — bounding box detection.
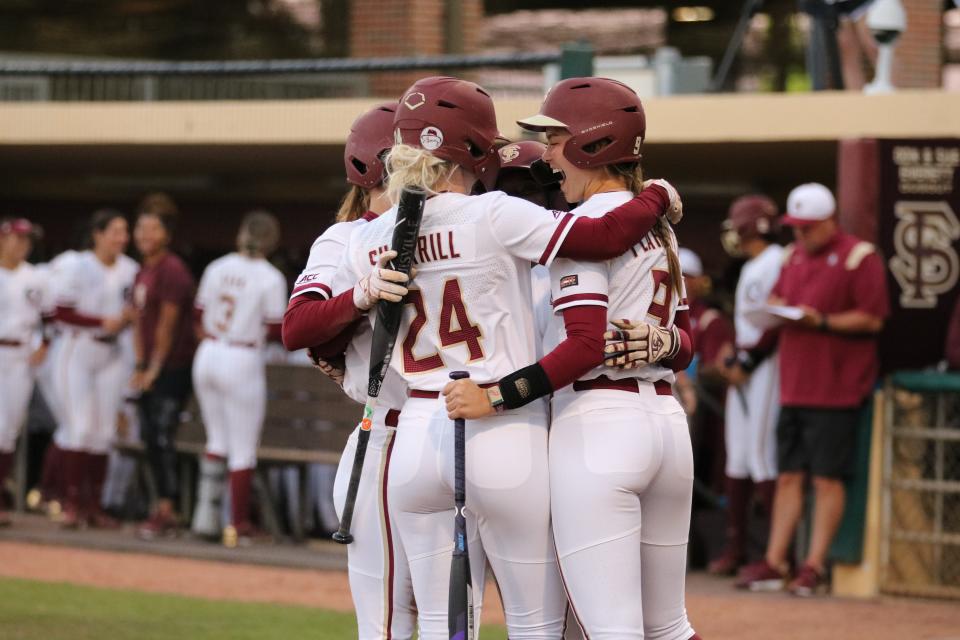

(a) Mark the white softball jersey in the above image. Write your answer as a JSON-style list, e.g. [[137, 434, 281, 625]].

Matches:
[[0, 261, 47, 348], [195, 253, 288, 346], [334, 190, 576, 392], [544, 190, 687, 389], [56, 251, 138, 322], [733, 243, 785, 348]]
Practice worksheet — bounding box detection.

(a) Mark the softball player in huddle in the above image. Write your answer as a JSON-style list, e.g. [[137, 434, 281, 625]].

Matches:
[[283, 102, 418, 640], [332, 76, 680, 639], [446, 78, 701, 640], [191, 211, 288, 547]]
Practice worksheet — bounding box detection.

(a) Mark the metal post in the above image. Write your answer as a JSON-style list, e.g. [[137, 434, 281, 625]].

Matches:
[[560, 42, 594, 79]]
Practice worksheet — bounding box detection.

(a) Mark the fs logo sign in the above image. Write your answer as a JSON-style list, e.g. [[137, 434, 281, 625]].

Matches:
[[889, 201, 960, 308]]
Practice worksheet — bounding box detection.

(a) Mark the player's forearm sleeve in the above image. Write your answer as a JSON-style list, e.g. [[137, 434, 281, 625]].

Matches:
[[499, 305, 606, 409], [281, 290, 362, 352], [557, 184, 668, 260], [663, 309, 694, 372]]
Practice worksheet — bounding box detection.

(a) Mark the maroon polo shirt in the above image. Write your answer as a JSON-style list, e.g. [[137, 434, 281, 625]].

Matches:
[[133, 252, 197, 370], [772, 230, 889, 408]]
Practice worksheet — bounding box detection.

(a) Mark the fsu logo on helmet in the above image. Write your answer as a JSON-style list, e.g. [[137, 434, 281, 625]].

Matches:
[[419, 126, 444, 151], [498, 144, 521, 164], [403, 91, 426, 110]]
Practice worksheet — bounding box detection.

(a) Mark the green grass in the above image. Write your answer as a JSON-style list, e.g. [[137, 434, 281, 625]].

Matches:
[[0, 577, 507, 640]]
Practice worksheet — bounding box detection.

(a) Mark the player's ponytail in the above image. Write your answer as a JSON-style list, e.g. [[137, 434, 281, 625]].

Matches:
[[609, 162, 683, 298], [336, 185, 371, 223], [384, 143, 457, 205]]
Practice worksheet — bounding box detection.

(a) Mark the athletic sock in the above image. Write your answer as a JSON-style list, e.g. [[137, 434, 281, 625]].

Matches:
[[229, 468, 255, 530]]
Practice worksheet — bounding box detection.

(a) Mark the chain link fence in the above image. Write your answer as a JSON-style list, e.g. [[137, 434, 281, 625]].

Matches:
[[881, 371, 960, 599], [0, 49, 591, 102]]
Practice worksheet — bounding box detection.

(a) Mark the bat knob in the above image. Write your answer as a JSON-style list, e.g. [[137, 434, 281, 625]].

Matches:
[[332, 531, 354, 545], [450, 370, 470, 381]]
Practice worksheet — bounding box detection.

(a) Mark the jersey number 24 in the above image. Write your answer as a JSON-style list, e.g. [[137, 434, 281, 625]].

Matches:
[[401, 278, 484, 374]]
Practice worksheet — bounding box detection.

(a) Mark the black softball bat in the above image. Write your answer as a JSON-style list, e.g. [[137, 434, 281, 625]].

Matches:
[[448, 370, 474, 639]]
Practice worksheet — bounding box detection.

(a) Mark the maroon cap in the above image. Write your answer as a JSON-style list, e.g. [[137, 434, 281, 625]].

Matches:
[[344, 101, 398, 190], [517, 77, 646, 169], [0, 218, 38, 237], [394, 76, 502, 191]]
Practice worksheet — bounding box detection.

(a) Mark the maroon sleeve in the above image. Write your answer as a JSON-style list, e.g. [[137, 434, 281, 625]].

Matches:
[[539, 305, 607, 391], [265, 322, 283, 344], [664, 308, 694, 372], [281, 290, 363, 352], [946, 297, 960, 370], [311, 319, 362, 359], [851, 251, 890, 319], [55, 305, 101, 328], [557, 185, 669, 261]]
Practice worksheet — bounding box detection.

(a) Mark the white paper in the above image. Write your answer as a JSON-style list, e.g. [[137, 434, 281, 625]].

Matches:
[[743, 304, 805, 330]]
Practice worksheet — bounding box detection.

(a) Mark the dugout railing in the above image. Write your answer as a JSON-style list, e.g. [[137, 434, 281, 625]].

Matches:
[[881, 370, 960, 599], [0, 45, 594, 102]]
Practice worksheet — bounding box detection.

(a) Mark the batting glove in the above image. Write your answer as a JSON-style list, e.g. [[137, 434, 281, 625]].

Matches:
[[353, 250, 410, 311], [603, 319, 681, 369], [308, 348, 346, 387], [644, 179, 683, 225]]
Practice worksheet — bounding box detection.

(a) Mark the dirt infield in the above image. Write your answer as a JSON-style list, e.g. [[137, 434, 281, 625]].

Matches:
[[1, 540, 959, 639]]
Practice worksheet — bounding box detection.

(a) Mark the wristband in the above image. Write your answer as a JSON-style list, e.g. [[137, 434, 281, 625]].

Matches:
[[498, 362, 553, 410], [486, 386, 506, 414], [818, 314, 829, 332]]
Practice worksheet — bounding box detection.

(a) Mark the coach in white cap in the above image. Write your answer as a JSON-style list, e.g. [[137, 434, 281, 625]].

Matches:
[[736, 182, 889, 596]]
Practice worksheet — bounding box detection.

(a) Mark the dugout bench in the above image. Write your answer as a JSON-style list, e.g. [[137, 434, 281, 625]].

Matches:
[[124, 362, 360, 540]]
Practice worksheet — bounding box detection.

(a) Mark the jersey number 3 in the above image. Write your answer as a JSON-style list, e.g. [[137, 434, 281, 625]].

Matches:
[[402, 279, 484, 374]]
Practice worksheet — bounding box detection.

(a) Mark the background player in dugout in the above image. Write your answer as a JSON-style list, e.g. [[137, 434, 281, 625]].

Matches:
[[708, 195, 785, 576], [0, 217, 48, 528], [190, 211, 288, 548], [736, 183, 889, 596], [53, 209, 139, 530]]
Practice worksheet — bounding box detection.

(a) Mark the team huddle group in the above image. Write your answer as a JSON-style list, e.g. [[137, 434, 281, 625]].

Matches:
[[281, 75, 700, 640]]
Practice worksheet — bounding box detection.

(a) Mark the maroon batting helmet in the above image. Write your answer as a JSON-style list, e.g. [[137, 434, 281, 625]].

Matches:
[[496, 140, 545, 171], [721, 194, 779, 256], [344, 102, 398, 190], [517, 77, 646, 169], [394, 76, 502, 191]]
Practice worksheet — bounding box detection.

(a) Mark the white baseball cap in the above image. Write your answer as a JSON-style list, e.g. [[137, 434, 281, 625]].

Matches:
[[678, 247, 703, 277], [782, 183, 836, 226]]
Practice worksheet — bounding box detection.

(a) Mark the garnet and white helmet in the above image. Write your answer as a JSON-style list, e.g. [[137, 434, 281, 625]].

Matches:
[[344, 102, 398, 189], [517, 77, 646, 169], [394, 76, 502, 191], [721, 194, 779, 257]]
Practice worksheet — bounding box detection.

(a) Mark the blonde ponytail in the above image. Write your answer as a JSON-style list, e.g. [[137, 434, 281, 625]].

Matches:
[[384, 143, 456, 205], [336, 185, 371, 223], [609, 162, 683, 297]]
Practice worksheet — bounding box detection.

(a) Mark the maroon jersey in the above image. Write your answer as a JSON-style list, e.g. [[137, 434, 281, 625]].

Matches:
[[133, 252, 197, 370], [772, 231, 889, 408], [690, 299, 734, 370]]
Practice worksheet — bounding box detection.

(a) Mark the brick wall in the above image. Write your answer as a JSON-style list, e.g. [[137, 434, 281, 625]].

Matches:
[[350, 0, 483, 97], [893, 0, 943, 88]]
